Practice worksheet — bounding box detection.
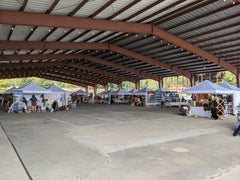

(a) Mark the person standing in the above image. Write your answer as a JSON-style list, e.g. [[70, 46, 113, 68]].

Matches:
[[22, 97, 28, 112], [30, 95, 37, 113], [210, 97, 218, 119], [134, 96, 138, 106]]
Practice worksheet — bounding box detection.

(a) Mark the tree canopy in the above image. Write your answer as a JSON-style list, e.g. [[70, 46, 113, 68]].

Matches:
[[0, 71, 238, 92]]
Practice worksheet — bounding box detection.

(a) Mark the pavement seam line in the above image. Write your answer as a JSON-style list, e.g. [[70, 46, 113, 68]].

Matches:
[[0, 121, 33, 180]]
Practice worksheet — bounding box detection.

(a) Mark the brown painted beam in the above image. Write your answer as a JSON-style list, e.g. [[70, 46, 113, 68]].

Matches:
[[0, 11, 233, 76], [0, 71, 87, 86], [42, 71, 100, 86], [136, 0, 186, 23], [76, 0, 141, 42], [55, 0, 114, 42], [0, 41, 190, 78], [152, 26, 237, 75], [154, 0, 213, 25], [91, 0, 165, 44], [166, 2, 238, 31], [0, 11, 235, 75], [0, 60, 136, 83], [84, 55, 161, 81], [0, 54, 161, 81], [0, 68, 98, 86], [109, 44, 190, 78], [0, 10, 227, 77], [41, 0, 89, 42], [7, 0, 28, 41], [47, 68, 119, 85], [67, 62, 136, 83], [25, 0, 60, 41], [50, 68, 118, 85], [0, 10, 151, 34]]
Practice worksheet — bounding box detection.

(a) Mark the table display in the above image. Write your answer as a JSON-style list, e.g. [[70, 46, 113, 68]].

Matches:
[[189, 106, 211, 117]]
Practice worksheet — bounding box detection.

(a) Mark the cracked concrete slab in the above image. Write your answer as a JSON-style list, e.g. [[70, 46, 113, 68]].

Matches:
[[0, 104, 240, 180], [0, 124, 29, 180]]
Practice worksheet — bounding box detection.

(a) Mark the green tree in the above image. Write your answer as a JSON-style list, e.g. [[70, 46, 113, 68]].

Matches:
[[220, 71, 236, 86], [0, 79, 13, 88]]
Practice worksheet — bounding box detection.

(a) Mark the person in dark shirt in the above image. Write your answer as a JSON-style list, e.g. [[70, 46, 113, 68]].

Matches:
[[30, 95, 37, 113], [210, 98, 218, 119]]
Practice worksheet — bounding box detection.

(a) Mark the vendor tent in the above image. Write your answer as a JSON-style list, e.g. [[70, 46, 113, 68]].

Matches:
[[3, 87, 18, 94], [129, 89, 138, 95], [135, 87, 156, 105], [19, 82, 51, 100], [155, 87, 169, 93], [101, 89, 115, 95], [219, 82, 240, 91], [219, 82, 240, 114], [98, 90, 107, 96], [47, 84, 70, 100], [75, 89, 88, 96], [112, 88, 132, 96], [135, 87, 153, 95], [181, 80, 234, 94], [19, 82, 51, 94]]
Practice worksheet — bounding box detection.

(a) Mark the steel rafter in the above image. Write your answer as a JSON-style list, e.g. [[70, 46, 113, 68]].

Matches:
[[0, 60, 136, 83], [0, 54, 161, 81], [25, 0, 60, 41], [1, 67, 102, 86], [0, 70, 88, 86], [41, 0, 89, 42], [7, 0, 28, 41], [0, 8, 238, 76], [0, 41, 191, 78]]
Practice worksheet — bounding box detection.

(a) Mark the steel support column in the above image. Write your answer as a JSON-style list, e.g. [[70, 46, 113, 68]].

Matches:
[[190, 74, 195, 87], [237, 69, 240, 88], [135, 79, 140, 90], [93, 84, 97, 99], [85, 86, 88, 93], [158, 77, 163, 88], [105, 83, 108, 91], [118, 82, 122, 89]]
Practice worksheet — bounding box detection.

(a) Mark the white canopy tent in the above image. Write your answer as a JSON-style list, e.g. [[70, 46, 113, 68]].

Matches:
[[128, 89, 139, 95], [19, 82, 51, 100], [111, 88, 132, 104], [181, 80, 235, 117], [98, 90, 107, 96], [219, 82, 240, 114], [155, 87, 169, 93], [135, 87, 153, 95], [100, 89, 115, 96], [112, 88, 132, 96], [181, 80, 234, 94], [219, 82, 240, 91], [75, 89, 88, 96], [98, 89, 115, 104], [47, 84, 70, 105], [3, 87, 18, 94], [135, 87, 156, 106]]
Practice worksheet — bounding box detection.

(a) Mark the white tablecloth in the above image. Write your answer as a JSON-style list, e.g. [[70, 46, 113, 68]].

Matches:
[[189, 106, 211, 117]]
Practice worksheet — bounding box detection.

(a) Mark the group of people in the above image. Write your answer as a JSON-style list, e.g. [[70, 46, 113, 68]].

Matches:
[[21, 95, 38, 113], [134, 96, 144, 106]]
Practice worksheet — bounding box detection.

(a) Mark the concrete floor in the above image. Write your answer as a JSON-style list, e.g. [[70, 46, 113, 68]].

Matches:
[[0, 104, 240, 180]]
